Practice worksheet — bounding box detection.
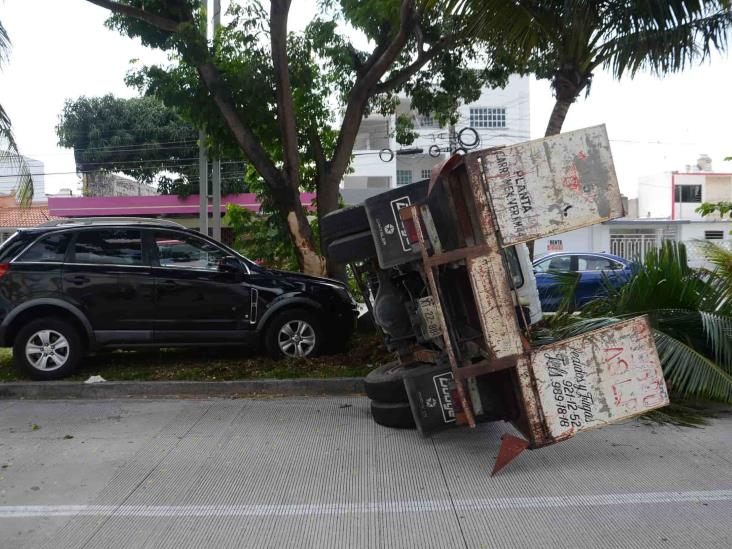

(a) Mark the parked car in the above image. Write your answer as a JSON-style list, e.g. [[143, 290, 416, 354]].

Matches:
[[0, 218, 358, 379], [532, 252, 635, 312]]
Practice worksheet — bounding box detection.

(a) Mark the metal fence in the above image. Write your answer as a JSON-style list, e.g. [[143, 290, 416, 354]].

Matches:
[[610, 233, 664, 262], [611, 230, 730, 269]]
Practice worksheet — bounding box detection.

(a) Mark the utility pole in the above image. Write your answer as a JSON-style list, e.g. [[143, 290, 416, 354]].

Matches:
[[210, 0, 222, 242], [198, 0, 209, 236], [198, 129, 209, 236]]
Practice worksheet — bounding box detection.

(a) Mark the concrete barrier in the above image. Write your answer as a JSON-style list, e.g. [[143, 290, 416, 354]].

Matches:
[[0, 378, 365, 399]]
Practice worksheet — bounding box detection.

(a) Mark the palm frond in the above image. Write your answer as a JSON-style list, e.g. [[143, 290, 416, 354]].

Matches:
[[699, 311, 732, 372], [0, 149, 34, 207], [0, 19, 10, 68], [438, 0, 554, 59], [654, 330, 732, 403], [641, 401, 716, 428], [0, 18, 33, 207], [597, 7, 732, 78], [531, 315, 622, 345]]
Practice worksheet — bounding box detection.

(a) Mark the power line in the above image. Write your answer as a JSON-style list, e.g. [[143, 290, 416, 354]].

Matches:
[[0, 159, 249, 179]]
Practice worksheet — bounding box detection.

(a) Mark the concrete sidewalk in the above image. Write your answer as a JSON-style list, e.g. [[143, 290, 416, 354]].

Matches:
[[0, 397, 730, 548]]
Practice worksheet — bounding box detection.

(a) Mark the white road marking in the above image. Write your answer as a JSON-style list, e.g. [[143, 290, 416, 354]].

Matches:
[[1, 490, 731, 518]]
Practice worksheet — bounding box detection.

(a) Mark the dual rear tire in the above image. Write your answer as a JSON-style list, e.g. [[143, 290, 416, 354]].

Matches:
[[365, 361, 415, 429]]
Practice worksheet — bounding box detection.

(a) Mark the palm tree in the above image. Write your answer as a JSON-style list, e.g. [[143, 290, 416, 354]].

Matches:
[[0, 18, 33, 206], [445, 0, 732, 135]]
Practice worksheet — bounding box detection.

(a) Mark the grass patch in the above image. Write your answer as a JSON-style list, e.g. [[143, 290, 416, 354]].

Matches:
[[0, 330, 392, 382]]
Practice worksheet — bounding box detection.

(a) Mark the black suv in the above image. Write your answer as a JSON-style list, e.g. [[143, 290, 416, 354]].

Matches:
[[0, 218, 358, 379]]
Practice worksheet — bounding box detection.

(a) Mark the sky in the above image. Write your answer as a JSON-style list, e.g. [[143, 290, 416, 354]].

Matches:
[[1, 0, 731, 198]]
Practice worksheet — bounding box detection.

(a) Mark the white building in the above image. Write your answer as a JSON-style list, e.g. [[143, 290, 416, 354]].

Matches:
[[638, 155, 732, 220], [344, 75, 530, 190], [534, 218, 732, 270], [0, 155, 46, 203]]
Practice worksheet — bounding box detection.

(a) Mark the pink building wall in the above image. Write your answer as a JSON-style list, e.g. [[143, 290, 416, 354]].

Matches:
[[48, 193, 317, 218]]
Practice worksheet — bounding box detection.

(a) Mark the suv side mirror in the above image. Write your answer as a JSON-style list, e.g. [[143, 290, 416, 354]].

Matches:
[[218, 256, 242, 274]]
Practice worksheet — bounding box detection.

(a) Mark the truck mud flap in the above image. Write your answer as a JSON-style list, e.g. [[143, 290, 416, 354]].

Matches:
[[364, 179, 428, 269], [403, 363, 458, 437]]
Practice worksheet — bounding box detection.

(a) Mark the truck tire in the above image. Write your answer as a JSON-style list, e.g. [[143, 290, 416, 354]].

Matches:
[[327, 231, 376, 263], [364, 361, 408, 403], [321, 205, 369, 243], [370, 401, 415, 429]]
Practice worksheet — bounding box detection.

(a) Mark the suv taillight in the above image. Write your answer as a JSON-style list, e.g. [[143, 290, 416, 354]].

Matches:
[[0, 263, 10, 278]]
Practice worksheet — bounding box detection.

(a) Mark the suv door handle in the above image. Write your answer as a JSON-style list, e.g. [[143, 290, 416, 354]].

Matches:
[[65, 275, 90, 285], [160, 279, 178, 287]]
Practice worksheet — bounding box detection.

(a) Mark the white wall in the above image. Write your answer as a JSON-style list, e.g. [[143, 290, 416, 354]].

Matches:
[[679, 221, 732, 269], [638, 172, 732, 221], [637, 172, 671, 218], [533, 225, 610, 259]]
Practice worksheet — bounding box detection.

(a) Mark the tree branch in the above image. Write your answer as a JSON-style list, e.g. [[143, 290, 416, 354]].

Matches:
[[196, 61, 285, 190], [309, 132, 327, 180], [373, 35, 454, 95], [270, 0, 300, 190], [84, 0, 183, 32], [87, 0, 286, 192], [327, 0, 418, 183]]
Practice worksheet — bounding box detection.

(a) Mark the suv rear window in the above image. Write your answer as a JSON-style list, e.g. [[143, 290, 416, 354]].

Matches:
[[72, 229, 143, 266], [16, 233, 72, 263]]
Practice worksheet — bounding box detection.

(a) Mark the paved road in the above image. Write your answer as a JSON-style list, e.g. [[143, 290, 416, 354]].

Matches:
[[0, 397, 730, 549]]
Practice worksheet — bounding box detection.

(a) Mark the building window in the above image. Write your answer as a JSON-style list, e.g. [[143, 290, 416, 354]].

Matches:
[[396, 170, 413, 186], [705, 230, 724, 240], [418, 114, 439, 128], [674, 184, 702, 203], [469, 107, 506, 128], [420, 169, 432, 180]]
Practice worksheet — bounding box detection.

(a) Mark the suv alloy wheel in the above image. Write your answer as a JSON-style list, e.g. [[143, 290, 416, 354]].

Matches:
[[13, 318, 82, 380], [264, 309, 324, 359]]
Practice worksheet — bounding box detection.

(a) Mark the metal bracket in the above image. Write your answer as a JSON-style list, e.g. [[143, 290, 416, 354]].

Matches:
[[491, 434, 530, 476]]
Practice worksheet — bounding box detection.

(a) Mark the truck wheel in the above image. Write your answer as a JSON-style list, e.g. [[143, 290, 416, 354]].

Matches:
[[13, 317, 83, 380], [321, 205, 369, 244], [327, 231, 376, 264], [370, 401, 415, 429], [364, 361, 408, 403], [264, 309, 324, 359]]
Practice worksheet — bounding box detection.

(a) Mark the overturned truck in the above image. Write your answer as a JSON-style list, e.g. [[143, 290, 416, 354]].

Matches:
[[322, 126, 669, 473]]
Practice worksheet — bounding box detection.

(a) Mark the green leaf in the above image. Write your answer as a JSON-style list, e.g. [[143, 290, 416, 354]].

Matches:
[[654, 330, 732, 403]]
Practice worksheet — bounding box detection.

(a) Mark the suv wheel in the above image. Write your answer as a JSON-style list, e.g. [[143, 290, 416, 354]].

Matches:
[[13, 318, 82, 380], [265, 309, 323, 359]]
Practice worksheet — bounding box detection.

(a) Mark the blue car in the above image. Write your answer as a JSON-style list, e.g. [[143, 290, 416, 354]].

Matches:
[[532, 252, 635, 312]]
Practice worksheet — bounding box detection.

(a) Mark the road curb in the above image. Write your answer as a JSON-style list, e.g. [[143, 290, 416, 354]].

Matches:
[[0, 377, 365, 400]]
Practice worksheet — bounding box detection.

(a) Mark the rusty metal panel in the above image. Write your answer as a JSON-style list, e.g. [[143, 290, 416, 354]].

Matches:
[[530, 316, 669, 440], [473, 125, 623, 246], [459, 155, 527, 361], [467, 255, 524, 359]]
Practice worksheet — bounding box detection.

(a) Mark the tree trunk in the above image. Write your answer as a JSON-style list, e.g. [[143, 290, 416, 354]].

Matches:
[[317, 170, 347, 281], [545, 97, 573, 137], [276, 184, 327, 276]]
